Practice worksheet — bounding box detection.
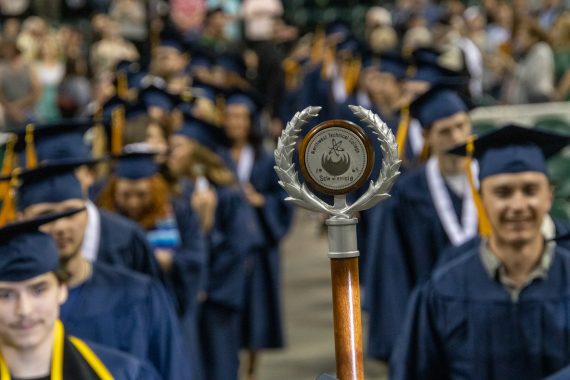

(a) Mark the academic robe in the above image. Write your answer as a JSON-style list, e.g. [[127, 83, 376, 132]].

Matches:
[[181, 180, 262, 380], [390, 244, 570, 380], [90, 342, 162, 380], [238, 150, 294, 349], [156, 199, 207, 318], [60, 262, 190, 380], [96, 209, 163, 280], [544, 364, 570, 380], [365, 165, 465, 361]]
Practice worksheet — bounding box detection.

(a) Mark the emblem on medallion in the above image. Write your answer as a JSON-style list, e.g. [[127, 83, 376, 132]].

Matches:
[[300, 121, 373, 195], [274, 105, 400, 217]]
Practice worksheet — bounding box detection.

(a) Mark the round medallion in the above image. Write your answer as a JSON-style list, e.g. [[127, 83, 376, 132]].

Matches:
[[299, 120, 374, 195]]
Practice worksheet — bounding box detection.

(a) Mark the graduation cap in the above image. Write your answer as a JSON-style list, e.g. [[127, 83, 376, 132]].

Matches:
[[4, 161, 85, 211], [157, 29, 187, 53], [448, 124, 570, 236], [187, 43, 217, 72], [177, 113, 225, 152], [114, 144, 160, 180], [138, 84, 182, 112], [407, 47, 468, 87], [225, 87, 264, 115], [363, 50, 408, 79], [409, 86, 468, 129], [449, 124, 570, 181], [216, 52, 247, 78], [13, 119, 97, 168], [0, 207, 84, 281], [325, 21, 351, 42]]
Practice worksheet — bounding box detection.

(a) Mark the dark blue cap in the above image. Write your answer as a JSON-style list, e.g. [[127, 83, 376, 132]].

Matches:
[[14, 119, 94, 165], [158, 33, 186, 53], [114, 144, 159, 180], [216, 52, 246, 77], [9, 162, 85, 210], [225, 88, 263, 115], [336, 37, 360, 55], [139, 85, 182, 112], [410, 87, 468, 128], [408, 47, 468, 86], [177, 114, 224, 152], [325, 21, 351, 41], [363, 51, 407, 79], [0, 207, 84, 281], [449, 124, 570, 180]]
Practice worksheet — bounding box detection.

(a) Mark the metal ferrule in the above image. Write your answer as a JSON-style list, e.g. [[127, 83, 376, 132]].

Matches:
[[326, 217, 359, 259]]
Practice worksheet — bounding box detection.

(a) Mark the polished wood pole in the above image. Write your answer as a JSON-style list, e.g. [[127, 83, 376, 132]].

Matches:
[[330, 257, 364, 380], [326, 213, 364, 380]]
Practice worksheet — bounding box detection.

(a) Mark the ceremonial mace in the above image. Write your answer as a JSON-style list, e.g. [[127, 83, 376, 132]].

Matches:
[[274, 106, 401, 380]]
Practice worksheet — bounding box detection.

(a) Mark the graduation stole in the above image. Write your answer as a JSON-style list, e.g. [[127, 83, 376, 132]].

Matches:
[[0, 320, 113, 380], [426, 157, 478, 246]]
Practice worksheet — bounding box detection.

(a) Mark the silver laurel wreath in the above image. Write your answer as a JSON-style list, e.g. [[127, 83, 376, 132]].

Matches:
[[274, 105, 401, 218]]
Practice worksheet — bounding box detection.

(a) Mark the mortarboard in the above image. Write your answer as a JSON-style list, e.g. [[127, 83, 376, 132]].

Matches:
[[447, 124, 570, 237], [177, 113, 225, 152], [138, 85, 182, 112], [449, 124, 570, 181], [225, 88, 263, 115], [325, 21, 351, 42], [0, 207, 84, 281], [216, 52, 247, 78], [363, 50, 408, 79], [407, 47, 468, 87], [5, 161, 85, 211], [13, 119, 97, 167], [114, 144, 160, 180], [158, 29, 186, 53], [410, 86, 468, 128]]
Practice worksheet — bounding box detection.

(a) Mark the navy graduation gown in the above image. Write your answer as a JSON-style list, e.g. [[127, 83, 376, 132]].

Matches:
[[61, 262, 190, 380], [240, 150, 294, 349], [97, 209, 163, 280], [391, 245, 570, 380], [90, 341, 162, 380], [365, 166, 463, 360], [181, 179, 261, 380], [168, 198, 207, 317]]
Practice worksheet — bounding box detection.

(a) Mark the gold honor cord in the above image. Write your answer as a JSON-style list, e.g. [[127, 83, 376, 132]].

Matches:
[[24, 124, 38, 170], [396, 105, 410, 159], [69, 337, 113, 379], [0, 320, 113, 379], [465, 136, 492, 237]]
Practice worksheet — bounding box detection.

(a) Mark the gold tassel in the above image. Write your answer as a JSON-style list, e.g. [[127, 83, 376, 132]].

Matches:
[[25, 124, 38, 169], [117, 72, 128, 100], [343, 57, 361, 95], [111, 106, 125, 156], [465, 136, 492, 237], [0, 135, 16, 202], [396, 105, 410, 160], [0, 171, 19, 226], [282, 58, 301, 90], [310, 28, 325, 64]]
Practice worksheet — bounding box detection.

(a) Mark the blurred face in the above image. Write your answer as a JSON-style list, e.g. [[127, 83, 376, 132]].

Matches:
[[114, 178, 153, 220], [481, 172, 553, 246], [168, 135, 194, 176], [363, 69, 400, 102], [23, 199, 87, 262], [152, 47, 187, 77], [0, 273, 67, 351], [425, 112, 471, 157], [224, 104, 251, 142]]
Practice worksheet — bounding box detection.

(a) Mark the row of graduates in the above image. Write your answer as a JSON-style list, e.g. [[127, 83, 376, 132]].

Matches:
[[0, 84, 294, 379], [347, 62, 570, 377]]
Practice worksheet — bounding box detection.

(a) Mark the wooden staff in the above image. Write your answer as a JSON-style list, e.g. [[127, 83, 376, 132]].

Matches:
[[326, 216, 364, 380]]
